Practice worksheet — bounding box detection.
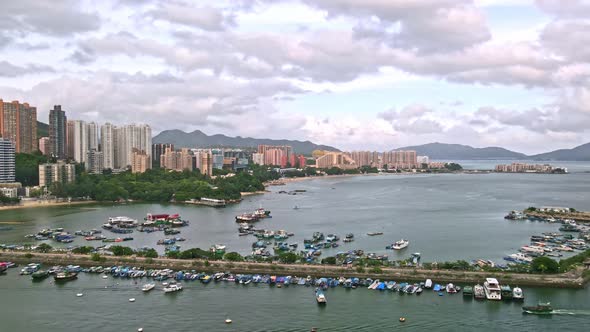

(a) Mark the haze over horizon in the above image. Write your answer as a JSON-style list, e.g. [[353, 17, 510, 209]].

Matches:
[[1, 0, 589, 154]]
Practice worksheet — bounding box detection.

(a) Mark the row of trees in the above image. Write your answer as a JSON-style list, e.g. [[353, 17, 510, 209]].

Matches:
[[49, 167, 267, 202]]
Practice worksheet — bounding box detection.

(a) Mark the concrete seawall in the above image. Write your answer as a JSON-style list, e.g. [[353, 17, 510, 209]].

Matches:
[[2, 251, 586, 289]]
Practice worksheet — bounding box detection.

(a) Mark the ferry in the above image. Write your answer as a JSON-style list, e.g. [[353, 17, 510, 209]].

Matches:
[[483, 278, 502, 300], [392, 239, 409, 250]]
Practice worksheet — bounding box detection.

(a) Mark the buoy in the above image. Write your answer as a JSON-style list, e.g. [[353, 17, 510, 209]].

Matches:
[[76, 293, 83, 297], [129, 298, 136, 302], [225, 319, 232, 324], [399, 317, 406, 323]]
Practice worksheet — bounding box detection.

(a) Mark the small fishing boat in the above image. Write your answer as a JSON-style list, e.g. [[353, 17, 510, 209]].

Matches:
[[54, 271, 78, 282], [31, 270, 49, 281], [522, 302, 553, 314], [433, 284, 442, 292], [142, 283, 156, 292], [501, 285, 513, 300], [446, 283, 457, 293], [463, 285, 474, 297], [474, 284, 485, 299], [315, 288, 327, 304], [424, 279, 433, 289], [512, 287, 524, 301]]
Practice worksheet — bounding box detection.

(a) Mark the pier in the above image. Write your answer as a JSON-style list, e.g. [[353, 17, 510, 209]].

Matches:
[[2, 251, 587, 289]]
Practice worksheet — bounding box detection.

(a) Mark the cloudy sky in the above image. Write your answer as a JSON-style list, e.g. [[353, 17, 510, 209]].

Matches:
[[1, 0, 589, 154]]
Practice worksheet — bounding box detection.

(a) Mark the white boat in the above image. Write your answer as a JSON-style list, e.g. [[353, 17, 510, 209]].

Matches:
[[392, 239, 409, 250], [446, 283, 457, 293], [483, 278, 502, 300], [424, 279, 433, 289], [509, 253, 533, 263], [520, 246, 545, 255], [474, 284, 485, 299], [368, 279, 380, 290], [512, 287, 524, 300], [163, 284, 183, 293], [315, 289, 327, 304], [142, 283, 155, 292]]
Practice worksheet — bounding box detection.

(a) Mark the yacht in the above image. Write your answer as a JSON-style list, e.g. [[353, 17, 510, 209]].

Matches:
[[142, 283, 156, 292], [484, 278, 502, 300], [392, 239, 409, 250], [512, 287, 524, 301]]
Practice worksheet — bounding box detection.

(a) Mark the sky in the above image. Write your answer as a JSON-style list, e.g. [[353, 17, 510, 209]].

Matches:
[[1, 0, 590, 154]]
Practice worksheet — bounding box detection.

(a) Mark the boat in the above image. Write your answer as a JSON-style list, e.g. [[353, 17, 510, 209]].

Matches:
[[446, 283, 457, 293], [31, 270, 49, 281], [142, 283, 156, 292], [474, 284, 485, 299], [424, 279, 433, 289], [315, 288, 327, 304], [163, 283, 183, 293], [513, 287, 524, 301], [367, 232, 383, 236], [522, 302, 553, 314], [54, 271, 78, 282], [500, 285, 513, 300], [484, 278, 502, 300], [433, 284, 442, 292], [463, 285, 474, 297], [392, 239, 409, 250]]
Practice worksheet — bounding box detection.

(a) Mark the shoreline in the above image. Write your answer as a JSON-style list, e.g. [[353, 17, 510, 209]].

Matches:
[[1, 251, 586, 289], [0, 200, 97, 212]]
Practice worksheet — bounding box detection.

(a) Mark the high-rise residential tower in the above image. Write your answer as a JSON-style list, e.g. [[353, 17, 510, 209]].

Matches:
[[48, 105, 67, 159], [101, 123, 114, 169], [0, 99, 37, 153], [0, 138, 16, 183]]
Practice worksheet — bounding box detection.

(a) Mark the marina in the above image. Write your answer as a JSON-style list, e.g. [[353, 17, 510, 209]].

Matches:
[[2, 169, 590, 330]]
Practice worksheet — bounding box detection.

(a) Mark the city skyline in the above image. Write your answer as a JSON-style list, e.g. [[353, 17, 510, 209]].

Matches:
[[1, 1, 589, 154]]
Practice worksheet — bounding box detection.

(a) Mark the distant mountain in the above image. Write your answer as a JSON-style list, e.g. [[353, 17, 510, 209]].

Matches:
[[37, 121, 48, 138], [394, 142, 527, 160], [153, 129, 340, 155], [529, 142, 590, 161]]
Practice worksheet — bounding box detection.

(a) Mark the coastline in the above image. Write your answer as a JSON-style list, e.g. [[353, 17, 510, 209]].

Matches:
[[0, 200, 97, 212], [1, 251, 586, 289]]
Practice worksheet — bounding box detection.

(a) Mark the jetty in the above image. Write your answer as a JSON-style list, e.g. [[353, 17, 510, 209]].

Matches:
[[1, 251, 587, 289]]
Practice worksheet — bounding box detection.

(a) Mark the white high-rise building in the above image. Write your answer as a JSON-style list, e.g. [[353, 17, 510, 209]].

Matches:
[[72, 120, 88, 164], [101, 123, 114, 170], [112, 124, 151, 169], [87, 122, 99, 152]]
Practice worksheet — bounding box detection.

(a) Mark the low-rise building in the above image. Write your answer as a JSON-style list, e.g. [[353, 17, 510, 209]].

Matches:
[[39, 161, 76, 187], [131, 149, 151, 173]]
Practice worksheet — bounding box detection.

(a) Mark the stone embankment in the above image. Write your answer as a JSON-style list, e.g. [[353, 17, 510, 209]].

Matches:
[[2, 251, 587, 289]]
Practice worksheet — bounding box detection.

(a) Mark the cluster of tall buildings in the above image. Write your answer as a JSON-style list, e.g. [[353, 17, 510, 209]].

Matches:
[[252, 145, 306, 168], [158, 147, 217, 177], [312, 150, 420, 169], [64, 119, 152, 173], [495, 163, 561, 173]]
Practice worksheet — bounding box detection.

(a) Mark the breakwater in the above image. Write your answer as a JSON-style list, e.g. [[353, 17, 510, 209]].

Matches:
[[2, 251, 586, 289]]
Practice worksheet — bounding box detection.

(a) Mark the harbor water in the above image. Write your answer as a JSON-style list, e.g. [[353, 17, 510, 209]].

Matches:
[[1, 165, 590, 331]]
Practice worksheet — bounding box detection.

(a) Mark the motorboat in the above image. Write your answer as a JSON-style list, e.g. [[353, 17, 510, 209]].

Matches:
[[474, 284, 485, 299], [163, 283, 183, 293], [142, 283, 156, 292], [446, 283, 457, 293], [392, 239, 409, 250], [424, 279, 433, 289], [315, 288, 327, 304], [513, 287, 524, 300], [523, 302, 553, 314], [484, 278, 502, 300]]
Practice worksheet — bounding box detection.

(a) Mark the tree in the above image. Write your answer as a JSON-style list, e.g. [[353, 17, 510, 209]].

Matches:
[[72, 246, 94, 255], [224, 252, 244, 262], [445, 163, 463, 171], [531, 257, 559, 274], [110, 246, 135, 256], [321, 256, 337, 265], [36, 243, 53, 253], [15, 152, 48, 186], [278, 252, 299, 264]]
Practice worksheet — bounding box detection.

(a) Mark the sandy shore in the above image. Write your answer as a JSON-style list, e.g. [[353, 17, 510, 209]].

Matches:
[[0, 200, 97, 212]]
